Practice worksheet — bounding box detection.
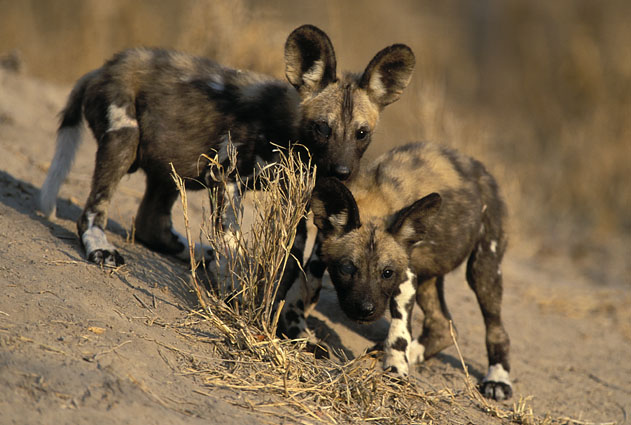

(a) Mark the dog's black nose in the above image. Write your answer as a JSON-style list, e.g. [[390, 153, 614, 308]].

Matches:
[[357, 300, 376, 318], [333, 165, 351, 180]]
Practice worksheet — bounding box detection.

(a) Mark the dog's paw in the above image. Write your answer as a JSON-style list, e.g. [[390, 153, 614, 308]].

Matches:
[[87, 248, 125, 267], [383, 356, 409, 378], [480, 380, 512, 401], [480, 363, 512, 400], [383, 364, 408, 382], [277, 325, 330, 359], [305, 340, 331, 359]]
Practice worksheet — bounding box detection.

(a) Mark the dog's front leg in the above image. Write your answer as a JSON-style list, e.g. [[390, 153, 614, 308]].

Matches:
[[218, 181, 243, 251], [383, 269, 417, 377], [204, 181, 246, 288], [277, 236, 325, 340]]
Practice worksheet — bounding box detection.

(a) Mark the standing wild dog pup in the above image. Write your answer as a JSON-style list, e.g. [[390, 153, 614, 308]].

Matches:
[[38, 25, 414, 267], [307, 142, 512, 401]]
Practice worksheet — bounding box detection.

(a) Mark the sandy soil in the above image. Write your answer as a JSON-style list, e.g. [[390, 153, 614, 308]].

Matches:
[[1, 66, 630, 424]]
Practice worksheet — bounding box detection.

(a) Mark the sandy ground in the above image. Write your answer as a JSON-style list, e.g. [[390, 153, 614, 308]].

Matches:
[[1, 66, 630, 424]]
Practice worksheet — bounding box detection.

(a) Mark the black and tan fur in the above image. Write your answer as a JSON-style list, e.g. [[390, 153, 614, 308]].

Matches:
[[38, 25, 414, 267], [297, 142, 512, 401]]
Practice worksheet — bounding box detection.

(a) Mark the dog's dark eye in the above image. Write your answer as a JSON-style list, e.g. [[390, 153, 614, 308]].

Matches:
[[314, 121, 332, 138], [339, 261, 357, 275], [355, 127, 369, 141], [381, 268, 394, 279]]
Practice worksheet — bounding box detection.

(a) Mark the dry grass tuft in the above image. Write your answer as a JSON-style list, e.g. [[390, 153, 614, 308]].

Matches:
[[167, 146, 553, 423]]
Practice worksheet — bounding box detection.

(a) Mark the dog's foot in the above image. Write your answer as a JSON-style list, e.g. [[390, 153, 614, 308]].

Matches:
[[87, 248, 125, 267], [82, 223, 125, 267], [480, 380, 512, 401], [305, 340, 331, 359], [383, 352, 409, 378], [367, 341, 384, 354], [480, 364, 512, 401], [383, 364, 408, 380]]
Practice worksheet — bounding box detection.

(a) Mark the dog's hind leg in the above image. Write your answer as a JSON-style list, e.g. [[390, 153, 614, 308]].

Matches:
[[411, 276, 454, 363], [77, 124, 139, 267], [134, 178, 186, 257], [466, 233, 512, 401]]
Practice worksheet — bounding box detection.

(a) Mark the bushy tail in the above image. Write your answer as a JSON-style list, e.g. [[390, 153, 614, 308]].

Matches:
[[39, 70, 97, 218]]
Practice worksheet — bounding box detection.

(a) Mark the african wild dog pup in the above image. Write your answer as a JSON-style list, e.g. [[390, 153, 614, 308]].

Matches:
[[305, 142, 512, 401], [38, 25, 415, 267]]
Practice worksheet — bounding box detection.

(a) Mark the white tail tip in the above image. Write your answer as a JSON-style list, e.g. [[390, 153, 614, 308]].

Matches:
[[39, 125, 83, 218]]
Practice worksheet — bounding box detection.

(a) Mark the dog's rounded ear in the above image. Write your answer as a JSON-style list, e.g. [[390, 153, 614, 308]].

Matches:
[[285, 25, 337, 96], [311, 177, 360, 237], [388, 192, 441, 248], [359, 44, 415, 109]]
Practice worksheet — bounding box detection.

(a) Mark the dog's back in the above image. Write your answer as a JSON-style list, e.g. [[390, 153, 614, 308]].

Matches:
[[348, 142, 506, 275]]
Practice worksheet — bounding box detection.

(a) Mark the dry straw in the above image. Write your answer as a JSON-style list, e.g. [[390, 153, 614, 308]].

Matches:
[[170, 144, 550, 424]]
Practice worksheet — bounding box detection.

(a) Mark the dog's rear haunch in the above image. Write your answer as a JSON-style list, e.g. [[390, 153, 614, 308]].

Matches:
[[39, 25, 415, 267], [308, 142, 512, 401]]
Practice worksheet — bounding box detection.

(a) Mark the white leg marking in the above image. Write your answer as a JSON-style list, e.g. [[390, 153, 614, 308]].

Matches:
[[40, 125, 83, 218], [81, 212, 116, 254], [484, 363, 511, 386], [482, 363, 513, 400], [107, 104, 137, 132], [279, 274, 309, 337], [221, 182, 242, 236], [383, 269, 416, 376], [489, 240, 497, 253], [409, 339, 425, 364]]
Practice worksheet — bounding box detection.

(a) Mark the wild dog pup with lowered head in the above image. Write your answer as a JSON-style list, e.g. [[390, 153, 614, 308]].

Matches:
[[39, 25, 415, 267], [306, 142, 512, 401]]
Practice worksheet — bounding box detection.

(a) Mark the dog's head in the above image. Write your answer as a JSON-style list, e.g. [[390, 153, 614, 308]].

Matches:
[[284, 25, 415, 181], [311, 177, 441, 322]]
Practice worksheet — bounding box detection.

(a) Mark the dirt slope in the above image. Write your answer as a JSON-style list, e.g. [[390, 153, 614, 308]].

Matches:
[[1, 67, 629, 424]]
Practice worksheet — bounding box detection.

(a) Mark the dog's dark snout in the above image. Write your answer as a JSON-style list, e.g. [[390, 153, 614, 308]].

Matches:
[[357, 300, 376, 318], [333, 165, 351, 180]]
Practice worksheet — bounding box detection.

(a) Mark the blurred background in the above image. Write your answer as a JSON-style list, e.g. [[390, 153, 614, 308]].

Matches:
[[1, 0, 629, 285]]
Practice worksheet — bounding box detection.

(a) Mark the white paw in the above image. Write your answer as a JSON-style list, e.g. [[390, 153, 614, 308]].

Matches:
[[409, 340, 425, 364], [481, 363, 513, 401], [383, 351, 409, 377]]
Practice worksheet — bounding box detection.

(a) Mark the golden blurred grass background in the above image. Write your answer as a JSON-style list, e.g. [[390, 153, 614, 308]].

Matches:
[[1, 0, 629, 285]]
